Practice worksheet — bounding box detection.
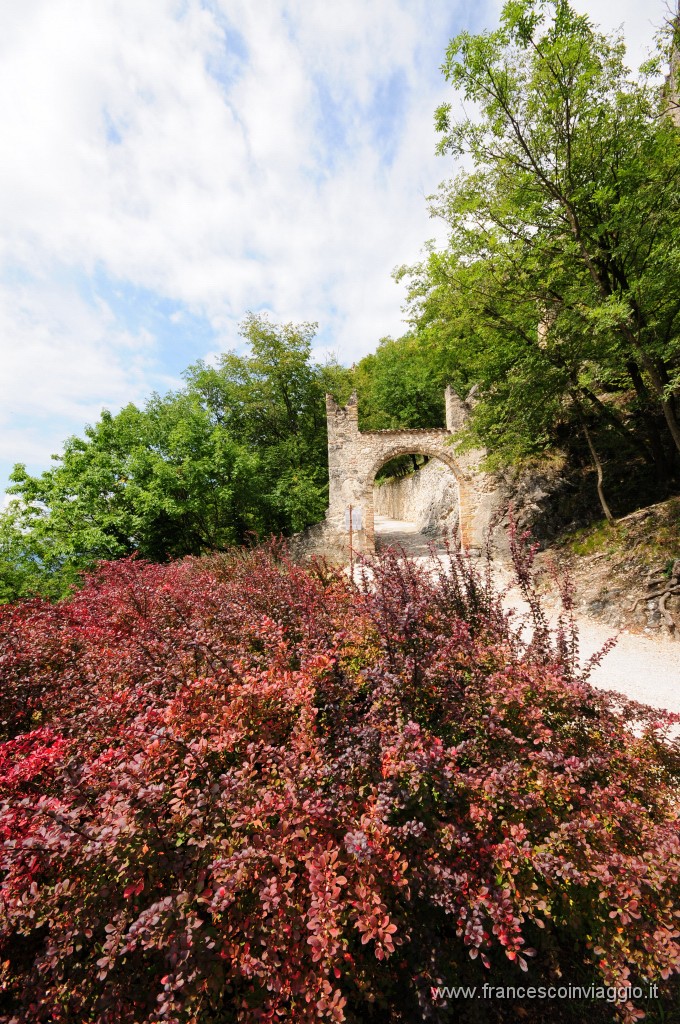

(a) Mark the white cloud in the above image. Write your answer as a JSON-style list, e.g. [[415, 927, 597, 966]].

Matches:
[[0, 274, 155, 470], [0, 0, 670, 485], [574, 0, 670, 69]]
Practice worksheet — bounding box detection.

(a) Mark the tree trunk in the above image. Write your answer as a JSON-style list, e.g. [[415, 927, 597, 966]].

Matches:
[[573, 399, 615, 524], [632, 347, 680, 456], [580, 383, 656, 464]]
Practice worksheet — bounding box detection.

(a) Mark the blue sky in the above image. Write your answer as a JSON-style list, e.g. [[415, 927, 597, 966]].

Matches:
[[0, 0, 669, 495]]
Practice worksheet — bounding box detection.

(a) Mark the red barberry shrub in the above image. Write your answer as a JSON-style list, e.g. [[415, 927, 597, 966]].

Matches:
[[0, 541, 678, 1023]]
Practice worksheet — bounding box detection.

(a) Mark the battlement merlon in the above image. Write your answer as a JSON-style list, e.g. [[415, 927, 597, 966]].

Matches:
[[328, 388, 471, 439], [445, 385, 471, 433], [325, 391, 359, 441]]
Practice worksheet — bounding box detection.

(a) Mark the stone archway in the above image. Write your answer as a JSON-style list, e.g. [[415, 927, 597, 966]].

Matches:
[[362, 443, 469, 551], [323, 388, 496, 556]]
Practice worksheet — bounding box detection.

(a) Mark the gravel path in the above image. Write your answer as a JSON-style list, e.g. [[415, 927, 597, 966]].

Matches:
[[374, 515, 680, 714], [575, 620, 679, 711]]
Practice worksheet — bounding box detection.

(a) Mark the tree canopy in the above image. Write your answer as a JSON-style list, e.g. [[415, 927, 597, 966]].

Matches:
[[0, 315, 351, 601], [397, 0, 680, 508]]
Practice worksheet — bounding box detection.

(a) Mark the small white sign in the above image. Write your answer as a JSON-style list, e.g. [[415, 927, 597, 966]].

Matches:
[[344, 507, 363, 532]]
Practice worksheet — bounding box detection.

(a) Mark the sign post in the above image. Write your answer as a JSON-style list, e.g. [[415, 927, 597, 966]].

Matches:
[[344, 505, 363, 572]]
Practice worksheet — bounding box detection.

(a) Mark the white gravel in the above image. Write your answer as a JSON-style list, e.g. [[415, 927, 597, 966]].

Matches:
[[572, 619, 679, 712], [498, 572, 680, 714]]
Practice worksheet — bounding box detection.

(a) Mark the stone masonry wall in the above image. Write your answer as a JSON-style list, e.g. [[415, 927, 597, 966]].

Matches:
[[668, 8, 680, 127], [374, 459, 460, 535]]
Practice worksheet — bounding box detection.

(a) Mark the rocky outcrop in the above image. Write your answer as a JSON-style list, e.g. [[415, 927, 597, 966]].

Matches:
[[490, 461, 596, 554]]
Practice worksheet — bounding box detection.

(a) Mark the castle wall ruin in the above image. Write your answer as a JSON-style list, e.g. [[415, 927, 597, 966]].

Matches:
[[320, 386, 499, 557]]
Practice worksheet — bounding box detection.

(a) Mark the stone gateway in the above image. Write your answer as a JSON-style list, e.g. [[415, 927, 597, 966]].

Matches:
[[318, 387, 499, 557]]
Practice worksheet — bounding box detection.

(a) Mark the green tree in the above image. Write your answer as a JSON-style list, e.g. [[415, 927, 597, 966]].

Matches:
[[353, 333, 452, 431], [185, 313, 352, 533], [401, 0, 680, 500], [0, 396, 263, 601], [0, 315, 352, 602]]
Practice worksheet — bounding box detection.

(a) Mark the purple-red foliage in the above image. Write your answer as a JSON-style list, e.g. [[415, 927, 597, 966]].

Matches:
[[0, 541, 678, 1023]]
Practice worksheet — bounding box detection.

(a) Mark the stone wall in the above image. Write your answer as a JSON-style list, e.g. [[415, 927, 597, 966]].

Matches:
[[373, 459, 459, 535], [668, 8, 680, 127]]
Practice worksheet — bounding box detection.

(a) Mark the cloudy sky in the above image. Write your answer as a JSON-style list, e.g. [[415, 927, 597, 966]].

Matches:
[[0, 0, 670, 492]]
